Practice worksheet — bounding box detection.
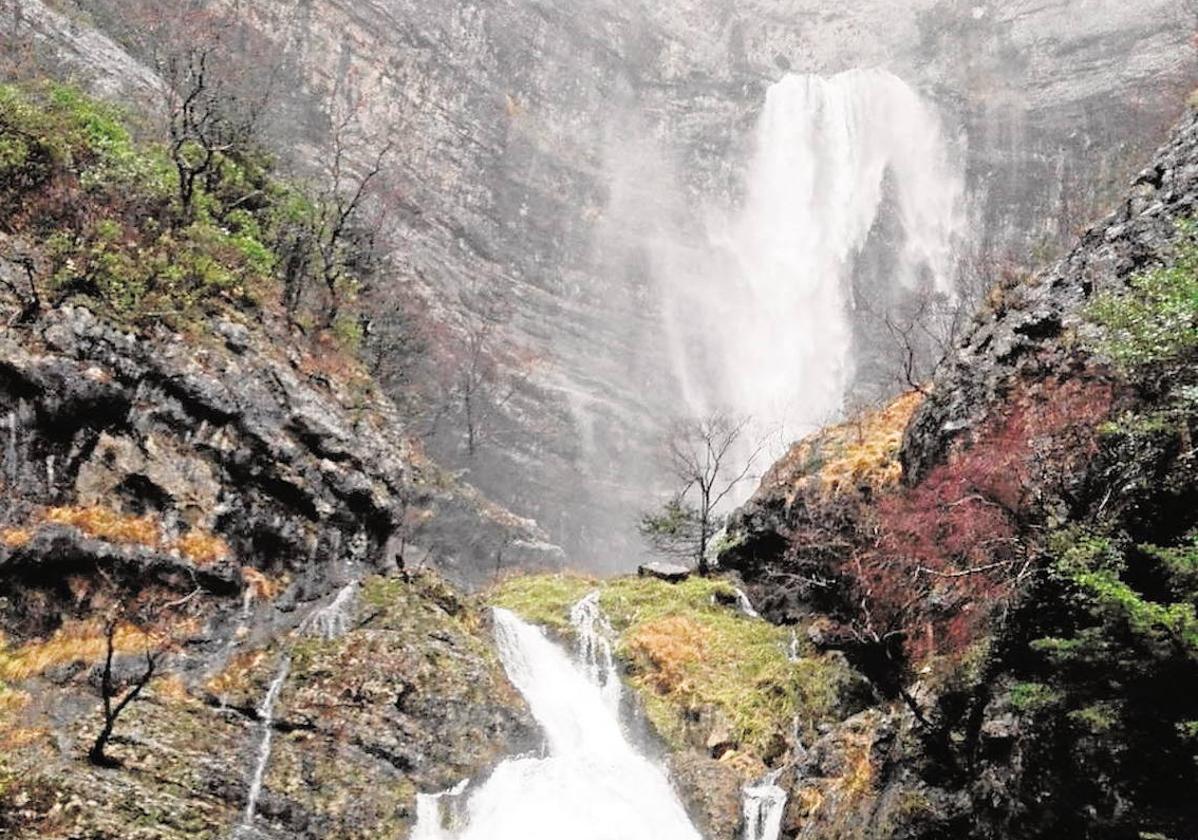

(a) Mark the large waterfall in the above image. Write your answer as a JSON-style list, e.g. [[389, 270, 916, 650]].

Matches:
[[661, 68, 965, 487], [413, 607, 701, 840]]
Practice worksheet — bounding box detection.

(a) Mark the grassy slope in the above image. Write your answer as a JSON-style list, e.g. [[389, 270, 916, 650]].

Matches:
[[490, 573, 859, 771]]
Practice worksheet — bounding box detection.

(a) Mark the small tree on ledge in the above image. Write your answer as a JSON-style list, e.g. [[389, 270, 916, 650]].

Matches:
[[639, 411, 760, 575], [89, 615, 160, 768]]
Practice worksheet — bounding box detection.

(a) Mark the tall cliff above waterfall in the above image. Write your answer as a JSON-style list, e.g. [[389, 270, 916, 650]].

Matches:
[[5, 0, 1194, 574]]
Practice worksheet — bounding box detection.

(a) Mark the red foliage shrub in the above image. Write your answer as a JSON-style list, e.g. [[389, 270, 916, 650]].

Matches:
[[833, 376, 1115, 665]]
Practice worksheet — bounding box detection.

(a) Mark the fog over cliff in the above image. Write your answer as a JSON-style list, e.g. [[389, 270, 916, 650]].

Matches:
[[9, 0, 1196, 572]]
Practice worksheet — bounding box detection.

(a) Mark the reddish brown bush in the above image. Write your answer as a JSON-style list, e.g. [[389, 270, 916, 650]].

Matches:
[[828, 376, 1114, 665]]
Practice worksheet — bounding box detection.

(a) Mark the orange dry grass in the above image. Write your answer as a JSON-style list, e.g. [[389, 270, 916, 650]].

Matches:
[[172, 531, 230, 566], [10, 506, 232, 566], [0, 527, 32, 548], [205, 649, 267, 697], [45, 505, 161, 546], [241, 567, 286, 603], [0, 685, 29, 720], [839, 736, 875, 799], [0, 620, 156, 682], [766, 391, 924, 501], [0, 725, 49, 751], [790, 726, 876, 827], [624, 615, 709, 695], [151, 673, 192, 705]]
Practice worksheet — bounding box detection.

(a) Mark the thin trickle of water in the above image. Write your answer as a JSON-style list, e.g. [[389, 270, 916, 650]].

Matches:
[[787, 627, 802, 663], [4, 410, 17, 484], [733, 587, 761, 620], [743, 768, 788, 840], [299, 581, 358, 640], [569, 590, 622, 712], [236, 656, 290, 837], [413, 606, 701, 840]]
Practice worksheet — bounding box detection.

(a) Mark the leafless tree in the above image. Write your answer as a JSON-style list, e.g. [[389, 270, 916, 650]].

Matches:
[[313, 110, 394, 329], [640, 412, 762, 575], [862, 287, 967, 395], [143, 10, 277, 221], [277, 100, 395, 331], [423, 290, 539, 459], [88, 616, 160, 767]]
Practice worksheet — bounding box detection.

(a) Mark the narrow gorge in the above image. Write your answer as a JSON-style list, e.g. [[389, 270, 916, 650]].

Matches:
[[1, 1, 1197, 838]]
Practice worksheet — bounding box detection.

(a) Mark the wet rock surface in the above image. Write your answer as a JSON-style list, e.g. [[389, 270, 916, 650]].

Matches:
[[0, 304, 562, 593], [904, 109, 1198, 481], [717, 109, 1198, 840], [2, 574, 535, 839]]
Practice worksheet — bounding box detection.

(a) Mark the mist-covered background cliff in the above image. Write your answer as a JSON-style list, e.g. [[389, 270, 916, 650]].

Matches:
[[6, 0, 1194, 575]]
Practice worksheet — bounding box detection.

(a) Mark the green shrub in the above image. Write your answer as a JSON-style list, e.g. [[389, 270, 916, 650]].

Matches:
[[0, 82, 375, 344], [1087, 224, 1198, 368], [1008, 681, 1063, 712]]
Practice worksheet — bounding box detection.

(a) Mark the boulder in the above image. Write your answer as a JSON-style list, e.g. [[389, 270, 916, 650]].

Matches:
[[637, 561, 691, 583]]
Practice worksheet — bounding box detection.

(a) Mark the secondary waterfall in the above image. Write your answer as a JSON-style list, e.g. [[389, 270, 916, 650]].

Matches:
[[661, 68, 964, 492], [570, 591, 622, 713], [232, 582, 360, 837], [742, 768, 788, 840], [413, 606, 702, 840], [234, 656, 290, 838]]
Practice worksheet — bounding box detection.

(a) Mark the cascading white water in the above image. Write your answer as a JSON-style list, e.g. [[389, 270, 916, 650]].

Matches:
[[742, 768, 788, 840], [569, 591, 622, 713], [232, 583, 360, 837], [660, 68, 965, 495], [787, 627, 802, 664], [413, 606, 701, 840], [733, 587, 761, 620], [299, 581, 358, 641]]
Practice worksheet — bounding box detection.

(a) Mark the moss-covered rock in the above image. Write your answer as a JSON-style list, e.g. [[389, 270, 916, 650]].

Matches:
[[490, 573, 869, 780]]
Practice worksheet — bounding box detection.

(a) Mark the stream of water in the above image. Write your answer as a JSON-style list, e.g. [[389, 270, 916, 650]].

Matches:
[[234, 656, 290, 838], [742, 769, 789, 840], [413, 603, 703, 840]]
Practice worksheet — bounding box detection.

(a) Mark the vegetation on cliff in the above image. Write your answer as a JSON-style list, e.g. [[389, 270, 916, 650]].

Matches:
[[0, 80, 551, 838], [0, 80, 380, 349]]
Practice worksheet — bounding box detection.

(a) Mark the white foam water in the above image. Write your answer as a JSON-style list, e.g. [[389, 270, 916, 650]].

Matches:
[[413, 606, 701, 840], [569, 590, 622, 713], [234, 656, 291, 838], [299, 581, 358, 641], [742, 768, 788, 840], [733, 587, 761, 619]]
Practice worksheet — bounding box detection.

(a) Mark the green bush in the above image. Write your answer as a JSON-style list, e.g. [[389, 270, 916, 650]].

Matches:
[[0, 83, 370, 340], [1087, 223, 1198, 368]]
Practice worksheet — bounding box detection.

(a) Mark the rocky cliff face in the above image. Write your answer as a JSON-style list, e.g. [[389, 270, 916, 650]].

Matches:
[[0, 77, 557, 837], [0, 298, 550, 836], [7, 0, 1193, 573]]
